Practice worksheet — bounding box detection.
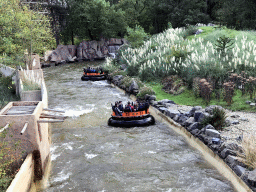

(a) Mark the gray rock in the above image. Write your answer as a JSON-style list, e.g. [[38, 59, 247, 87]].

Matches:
[[152, 101, 158, 106], [159, 107, 168, 113], [166, 109, 180, 119], [226, 143, 243, 153], [189, 106, 202, 117], [178, 114, 189, 126], [198, 112, 210, 123], [240, 117, 249, 122], [148, 95, 156, 101], [184, 117, 195, 127], [187, 122, 199, 131], [245, 100, 251, 104], [167, 100, 176, 104], [205, 129, 220, 138], [145, 94, 150, 100], [112, 75, 123, 85], [194, 111, 204, 122], [212, 137, 221, 145], [205, 105, 223, 115], [195, 29, 203, 35], [203, 124, 215, 131], [129, 80, 139, 94], [207, 23, 215, 26], [173, 114, 179, 122], [191, 128, 200, 136], [164, 103, 176, 108], [231, 114, 240, 118], [225, 119, 231, 127], [231, 120, 239, 125], [250, 102, 256, 107], [220, 148, 237, 159], [248, 169, 256, 187], [233, 165, 246, 177], [158, 99, 170, 105], [225, 155, 240, 167]]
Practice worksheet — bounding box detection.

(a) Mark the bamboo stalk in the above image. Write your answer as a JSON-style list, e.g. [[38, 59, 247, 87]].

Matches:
[[0, 123, 9, 133]]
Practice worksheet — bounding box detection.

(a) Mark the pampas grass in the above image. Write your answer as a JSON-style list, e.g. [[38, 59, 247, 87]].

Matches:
[[239, 134, 256, 170]]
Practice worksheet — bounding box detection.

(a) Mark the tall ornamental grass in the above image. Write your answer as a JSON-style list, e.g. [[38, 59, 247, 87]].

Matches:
[[119, 27, 256, 83]]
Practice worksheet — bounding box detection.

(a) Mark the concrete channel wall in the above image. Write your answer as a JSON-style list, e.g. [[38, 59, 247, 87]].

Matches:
[[0, 60, 50, 192], [114, 84, 253, 192]]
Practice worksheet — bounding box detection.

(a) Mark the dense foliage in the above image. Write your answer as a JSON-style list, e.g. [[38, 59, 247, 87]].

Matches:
[[0, 0, 55, 66]]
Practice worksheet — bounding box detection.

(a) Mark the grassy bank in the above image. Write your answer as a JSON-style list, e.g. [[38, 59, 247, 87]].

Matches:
[[149, 82, 256, 111]]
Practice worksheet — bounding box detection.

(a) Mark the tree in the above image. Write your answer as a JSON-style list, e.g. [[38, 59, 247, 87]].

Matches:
[[216, 0, 256, 29], [0, 0, 55, 66], [62, 0, 127, 42]]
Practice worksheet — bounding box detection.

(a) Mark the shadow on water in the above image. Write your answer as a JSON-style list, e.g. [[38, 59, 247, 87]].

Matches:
[[42, 61, 235, 192]]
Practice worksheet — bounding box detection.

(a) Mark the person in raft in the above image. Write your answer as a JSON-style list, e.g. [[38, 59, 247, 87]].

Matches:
[[112, 101, 122, 116], [124, 101, 134, 112]]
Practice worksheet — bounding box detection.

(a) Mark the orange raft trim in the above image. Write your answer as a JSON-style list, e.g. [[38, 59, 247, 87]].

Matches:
[[112, 109, 149, 117], [83, 72, 104, 76]]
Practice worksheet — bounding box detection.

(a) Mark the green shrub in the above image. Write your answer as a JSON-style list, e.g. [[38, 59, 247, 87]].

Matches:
[[137, 86, 155, 99], [181, 25, 198, 39], [124, 25, 149, 48], [200, 107, 227, 130]]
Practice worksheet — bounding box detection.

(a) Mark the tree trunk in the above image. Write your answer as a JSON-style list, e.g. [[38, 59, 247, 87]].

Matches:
[[71, 30, 74, 45]]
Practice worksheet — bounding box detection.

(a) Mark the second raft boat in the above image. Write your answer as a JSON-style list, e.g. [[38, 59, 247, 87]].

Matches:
[[108, 109, 155, 128]]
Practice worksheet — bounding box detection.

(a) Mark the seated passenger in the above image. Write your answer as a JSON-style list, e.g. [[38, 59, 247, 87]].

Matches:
[[112, 102, 122, 116], [125, 101, 134, 112], [118, 101, 123, 112]]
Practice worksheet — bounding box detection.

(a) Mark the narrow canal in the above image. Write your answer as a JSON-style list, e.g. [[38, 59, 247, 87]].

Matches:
[[43, 61, 235, 192]]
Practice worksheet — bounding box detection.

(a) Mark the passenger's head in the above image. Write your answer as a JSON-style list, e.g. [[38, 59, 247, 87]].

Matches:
[[128, 101, 130, 105]]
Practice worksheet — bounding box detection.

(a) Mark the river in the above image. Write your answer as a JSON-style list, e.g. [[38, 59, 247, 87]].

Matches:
[[43, 61, 235, 192]]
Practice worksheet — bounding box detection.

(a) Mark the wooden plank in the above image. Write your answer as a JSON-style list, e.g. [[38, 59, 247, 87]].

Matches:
[[40, 114, 67, 119], [43, 108, 65, 113], [38, 119, 64, 123]]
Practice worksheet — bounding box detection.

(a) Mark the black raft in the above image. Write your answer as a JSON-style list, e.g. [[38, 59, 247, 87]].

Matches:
[[108, 102, 155, 128], [81, 67, 107, 81]]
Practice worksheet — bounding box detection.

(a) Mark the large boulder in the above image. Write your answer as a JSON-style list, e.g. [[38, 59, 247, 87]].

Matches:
[[248, 169, 256, 187], [194, 111, 204, 122], [198, 112, 210, 123], [184, 117, 195, 127], [67, 45, 77, 57], [205, 129, 220, 138], [165, 109, 180, 119], [187, 122, 199, 131], [112, 75, 123, 85], [129, 80, 139, 94]]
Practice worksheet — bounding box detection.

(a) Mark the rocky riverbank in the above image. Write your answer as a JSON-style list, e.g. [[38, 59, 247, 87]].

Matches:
[[108, 73, 256, 191]]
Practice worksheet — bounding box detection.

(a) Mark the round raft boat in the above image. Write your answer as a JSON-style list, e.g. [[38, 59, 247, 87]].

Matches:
[[81, 72, 107, 81], [108, 109, 155, 127]]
